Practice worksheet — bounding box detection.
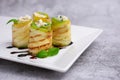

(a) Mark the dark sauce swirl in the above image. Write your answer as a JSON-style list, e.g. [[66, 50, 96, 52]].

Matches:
[[11, 51, 29, 54], [18, 53, 30, 57], [56, 42, 73, 49], [7, 41, 73, 58], [6, 46, 15, 48]]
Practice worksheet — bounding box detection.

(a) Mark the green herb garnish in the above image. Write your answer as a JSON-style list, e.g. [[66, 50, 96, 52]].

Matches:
[[48, 47, 59, 56], [31, 22, 38, 29], [7, 19, 18, 24], [36, 47, 60, 58], [36, 50, 48, 58], [31, 22, 51, 32]]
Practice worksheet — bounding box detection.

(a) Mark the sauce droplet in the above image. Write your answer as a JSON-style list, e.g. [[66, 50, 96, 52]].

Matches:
[[11, 51, 28, 54], [68, 42, 73, 46], [18, 53, 30, 57], [6, 46, 15, 48], [30, 56, 37, 59]]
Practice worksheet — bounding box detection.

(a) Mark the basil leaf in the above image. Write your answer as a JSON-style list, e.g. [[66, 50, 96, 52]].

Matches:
[[7, 19, 18, 24], [36, 47, 60, 58], [48, 47, 60, 56], [36, 50, 48, 58]]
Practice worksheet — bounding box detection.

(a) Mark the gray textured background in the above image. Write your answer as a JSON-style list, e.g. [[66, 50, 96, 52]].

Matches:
[[0, 0, 120, 80]]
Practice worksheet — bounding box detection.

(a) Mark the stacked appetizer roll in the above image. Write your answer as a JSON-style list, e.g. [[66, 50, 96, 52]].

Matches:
[[11, 15, 32, 48], [51, 15, 71, 47], [28, 19, 52, 56], [28, 12, 52, 56]]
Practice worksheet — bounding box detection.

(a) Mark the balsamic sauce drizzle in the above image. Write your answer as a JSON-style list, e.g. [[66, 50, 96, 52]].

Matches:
[[68, 42, 73, 46], [18, 53, 30, 57], [18, 48, 27, 50], [6, 41, 73, 59], [6, 46, 27, 50], [11, 51, 29, 54], [30, 56, 37, 59], [6, 46, 15, 48], [57, 42, 73, 49]]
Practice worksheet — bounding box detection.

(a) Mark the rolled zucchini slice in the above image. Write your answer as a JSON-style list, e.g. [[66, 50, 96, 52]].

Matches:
[[52, 15, 71, 47], [8, 15, 32, 48], [33, 12, 51, 23], [28, 20, 52, 56]]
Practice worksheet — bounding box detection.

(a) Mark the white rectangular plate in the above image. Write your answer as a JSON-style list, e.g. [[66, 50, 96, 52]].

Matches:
[[0, 16, 102, 72]]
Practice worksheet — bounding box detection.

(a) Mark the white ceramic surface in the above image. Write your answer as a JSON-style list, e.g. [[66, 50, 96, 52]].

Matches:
[[0, 17, 102, 72]]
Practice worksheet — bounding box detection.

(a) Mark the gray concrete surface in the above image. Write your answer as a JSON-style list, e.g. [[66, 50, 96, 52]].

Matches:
[[0, 0, 120, 80]]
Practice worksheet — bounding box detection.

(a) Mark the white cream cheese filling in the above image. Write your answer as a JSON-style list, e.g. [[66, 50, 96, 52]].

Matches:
[[19, 15, 31, 22], [57, 15, 68, 21], [35, 19, 48, 27]]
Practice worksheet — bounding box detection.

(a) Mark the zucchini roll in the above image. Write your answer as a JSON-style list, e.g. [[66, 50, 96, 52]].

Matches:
[[28, 20, 52, 56], [52, 15, 71, 47], [33, 12, 51, 23], [12, 15, 32, 48]]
